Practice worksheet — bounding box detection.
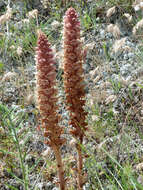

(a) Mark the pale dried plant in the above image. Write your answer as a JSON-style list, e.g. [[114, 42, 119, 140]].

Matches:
[[106, 6, 116, 18], [22, 18, 30, 24], [124, 13, 132, 22], [40, 0, 49, 9], [6, 6, 12, 19], [0, 6, 12, 24], [89, 66, 99, 79], [55, 50, 64, 69], [86, 124, 96, 138], [2, 72, 17, 82], [100, 81, 111, 89], [41, 0, 69, 9], [136, 162, 143, 171], [0, 32, 4, 36], [133, 4, 140, 11], [106, 24, 114, 33], [84, 42, 95, 51], [122, 45, 132, 52], [51, 45, 56, 55], [113, 24, 121, 39], [93, 75, 101, 84], [26, 9, 38, 19], [51, 20, 60, 30], [105, 94, 117, 105], [41, 147, 51, 158], [24, 93, 34, 105], [16, 46, 23, 56], [69, 139, 77, 147], [141, 1, 143, 8], [112, 38, 126, 53], [10, 45, 15, 50], [132, 18, 143, 35], [133, 0, 143, 11], [91, 115, 99, 122], [83, 42, 95, 60], [107, 24, 121, 39], [89, 97, 94, 106], [133, 26, 137, 35], [118, 77, 130, 86], [91, 90, 108, 103]]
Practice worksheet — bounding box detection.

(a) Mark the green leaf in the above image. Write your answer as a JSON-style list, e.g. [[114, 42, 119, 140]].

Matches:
[[0, 62, 4, 72], [6, 185, 19, 190]]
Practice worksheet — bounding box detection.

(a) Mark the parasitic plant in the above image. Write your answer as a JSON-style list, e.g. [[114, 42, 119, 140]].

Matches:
[[36, 30, 66, 190], [63, 7, 88, 190]]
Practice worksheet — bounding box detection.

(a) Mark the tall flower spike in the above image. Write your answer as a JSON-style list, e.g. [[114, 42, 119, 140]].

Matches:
[[63, 8, 88, 190], [36, 30, 66, 190]]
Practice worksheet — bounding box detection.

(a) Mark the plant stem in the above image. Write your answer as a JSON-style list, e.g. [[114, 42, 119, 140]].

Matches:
[[53, 145, 66, 190], [9, 118, 28, 190], [77, 140, 83, 190]]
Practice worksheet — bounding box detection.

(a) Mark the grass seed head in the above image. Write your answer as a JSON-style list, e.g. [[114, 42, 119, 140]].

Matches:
[[133, 18, 143, 35], [124, 13, 132, 22], [27, 9, 38, 19], [16, 46, 23, 56], [106, 6, 116, 18], [107, 24, 121, 39], [0, 6, 12, 24], [112, 38, 126, 53], [51, 20, 60, 30]]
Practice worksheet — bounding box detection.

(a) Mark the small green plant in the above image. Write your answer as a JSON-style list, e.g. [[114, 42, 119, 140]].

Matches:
[[0, 104, 30, 190], [103, 41, 111, 61], [0, 61, 4, 74], [110, 79, 122, 93], [85, 134, 143, 190], [108, 0, 133, 12], [81, 11, 92, 30]]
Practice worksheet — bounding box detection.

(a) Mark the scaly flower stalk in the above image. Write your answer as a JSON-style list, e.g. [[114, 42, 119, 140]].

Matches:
[[36, 30, 66, 190], [63, 7, 87, 190]]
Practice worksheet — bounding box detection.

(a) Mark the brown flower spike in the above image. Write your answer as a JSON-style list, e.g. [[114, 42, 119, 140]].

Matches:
[[36, 30, 66, 190], [63, 8, 87, 189]]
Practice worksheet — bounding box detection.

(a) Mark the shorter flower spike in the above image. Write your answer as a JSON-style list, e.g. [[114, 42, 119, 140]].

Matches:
[[36, 30, 66, 190]]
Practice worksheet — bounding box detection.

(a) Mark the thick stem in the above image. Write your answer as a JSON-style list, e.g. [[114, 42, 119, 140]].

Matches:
[[76, 140, 83, 190], [53, 146, 66, 190]]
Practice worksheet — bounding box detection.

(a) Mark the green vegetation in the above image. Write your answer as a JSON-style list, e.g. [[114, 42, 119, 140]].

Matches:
[[0, 0, 143, 189]]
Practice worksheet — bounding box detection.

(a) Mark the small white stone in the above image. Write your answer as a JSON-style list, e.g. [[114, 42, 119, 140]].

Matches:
[[92, 115, 100, 121], [123, 54, 128, 60], [100, 29, 105, 38], [128, 52, 134, 58], [134, 5, 140, 11]]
